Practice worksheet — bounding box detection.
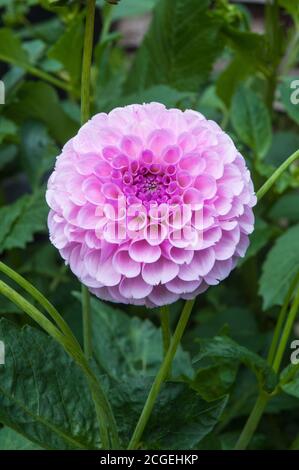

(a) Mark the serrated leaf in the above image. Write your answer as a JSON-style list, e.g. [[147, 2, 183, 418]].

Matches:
[[6, 81, 77, 144], [124, 0, 224, 93], [279, 77, 299, 126], [190, 361, 238, 401], [73, 293, 193, 380], [110, 378, 228, 449], [231, 85, 272, 158], [0, 427, 42, 450], [193, 336, 277, 392], [0, 190, 48, 253], [0, 318, 99, 450], [259, 224, 299, 309]]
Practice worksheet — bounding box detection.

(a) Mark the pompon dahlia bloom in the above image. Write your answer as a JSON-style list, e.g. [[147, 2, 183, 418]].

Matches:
[[46, 103, 256, 308]]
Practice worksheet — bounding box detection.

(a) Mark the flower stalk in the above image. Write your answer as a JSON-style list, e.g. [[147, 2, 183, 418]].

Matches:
[[128, 298, 195, 450], [80, 0, 96, 360]]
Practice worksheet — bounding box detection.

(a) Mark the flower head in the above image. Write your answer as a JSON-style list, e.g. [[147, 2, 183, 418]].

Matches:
[[46, 103, 256, 307]]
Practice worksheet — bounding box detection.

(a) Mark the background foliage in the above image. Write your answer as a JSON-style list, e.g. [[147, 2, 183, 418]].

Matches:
[[0, 0, 299, 450]]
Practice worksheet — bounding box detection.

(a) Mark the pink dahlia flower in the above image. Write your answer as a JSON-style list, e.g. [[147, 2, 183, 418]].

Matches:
[[46, 103, 256, 308]]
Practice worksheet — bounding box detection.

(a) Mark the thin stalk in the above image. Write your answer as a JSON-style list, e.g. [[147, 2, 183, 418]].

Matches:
[[0, 261, 81, 351], [160, 305, 171, 357], [81, 0, 96, 124], [267, 271, 299, 365], [80, 0, 96, 361], [128, 299, 195, 450], [0, 55, 77, 95], [256, 149, 299, 201], [234, 393, 270, 450], [235, 285, 299, 450], [272, 286, 299, 373]]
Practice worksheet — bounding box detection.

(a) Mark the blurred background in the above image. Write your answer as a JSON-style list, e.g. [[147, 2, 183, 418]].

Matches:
[[1, 0, 299, 450]]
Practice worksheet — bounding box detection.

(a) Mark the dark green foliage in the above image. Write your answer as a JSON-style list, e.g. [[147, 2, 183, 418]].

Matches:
[[0, 0, 299, 451]]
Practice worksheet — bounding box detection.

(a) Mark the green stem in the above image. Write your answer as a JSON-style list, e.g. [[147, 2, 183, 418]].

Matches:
[[235, 284, 299, 450], [128, 299, 195, 450], [256, 149, 299, 201], [81, 0, 96, 125], [160, 305, 171, 357], [82, 284, 92, 360], [272, 286, 299, 373], [80, 0, 96, 360], [267, 271, 299, 365], [0, 55, 78, 96], [234, 393, 270, 450], [0, 261, 81, 351]]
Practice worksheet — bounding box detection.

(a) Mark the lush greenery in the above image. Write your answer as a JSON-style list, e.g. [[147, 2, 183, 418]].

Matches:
[[0, 0, 299, 451]]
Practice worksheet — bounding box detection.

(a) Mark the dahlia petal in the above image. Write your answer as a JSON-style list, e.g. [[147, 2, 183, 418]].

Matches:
[[119, 276, 153, 299], [142, 257, 179, 285], [129, 239, 161, 263]]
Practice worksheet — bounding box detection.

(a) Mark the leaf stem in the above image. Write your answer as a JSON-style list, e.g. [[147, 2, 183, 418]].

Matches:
[[80, 0, 96, 360], [128, 299, 195, 450], [0, 55, 78, 95], [0, 261, 81, 351], [81, 0, 96, 125], [234, 392, 270, 450], [160, 305, 171, 357], [256, 149, 299, 201]]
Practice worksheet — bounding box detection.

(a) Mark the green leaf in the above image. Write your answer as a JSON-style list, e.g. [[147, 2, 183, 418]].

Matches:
[[0, 427, 42, 450], [0, 28, 30, 68], [220, 27, 270, 76], [190, 361, 238, 401], [0, 318, 99, 450], [239, 218, 275, 265], [118, 85, 194, 109], [124, 0, 225, 93], [0, 190, 48, 253], [269, 192, 299, 223], [74, 293, 194, 380], [7, 81, 77, 144], [265, 131, 299, 167], [110, 378, 228, 449], [193, 336, 277, 392], [48, 14, 84, 86], [279, 77, 299, 126], [20, 121, 58, 188], [231, 85, 272, 158], [216, 56, 253, 108], [259, 224, 299, 309]]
